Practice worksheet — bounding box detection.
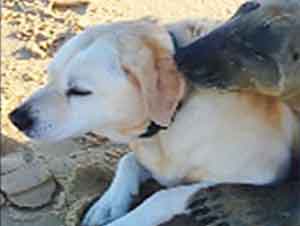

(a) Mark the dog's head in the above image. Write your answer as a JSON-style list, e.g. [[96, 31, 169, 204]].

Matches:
[[9, 19, 187, 143]]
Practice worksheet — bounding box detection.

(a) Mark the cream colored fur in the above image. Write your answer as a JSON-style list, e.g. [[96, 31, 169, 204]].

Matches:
[[132, 90, 298, 186]]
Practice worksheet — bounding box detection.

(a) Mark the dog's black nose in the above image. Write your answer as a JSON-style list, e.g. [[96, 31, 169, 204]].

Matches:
[[9, 107, 34, 131]]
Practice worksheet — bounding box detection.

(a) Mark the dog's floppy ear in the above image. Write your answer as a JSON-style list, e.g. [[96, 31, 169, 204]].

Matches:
[[143, 38, 186, 127], [123, 36, 186, 127]]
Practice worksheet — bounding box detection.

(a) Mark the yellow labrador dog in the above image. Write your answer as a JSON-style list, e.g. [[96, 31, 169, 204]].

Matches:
[[9, 17, 299, 226]]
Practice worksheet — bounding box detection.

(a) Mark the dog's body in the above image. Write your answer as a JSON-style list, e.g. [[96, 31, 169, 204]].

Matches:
[[9, 14, 300, 226], [133, 90, 298, 186]]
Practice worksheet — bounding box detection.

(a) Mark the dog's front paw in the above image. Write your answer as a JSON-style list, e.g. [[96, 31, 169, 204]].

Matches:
[[81, 193, 130, 226]]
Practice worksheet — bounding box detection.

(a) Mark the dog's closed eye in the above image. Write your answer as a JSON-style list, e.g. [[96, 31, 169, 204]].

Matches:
[[66, 88, 92, 97]]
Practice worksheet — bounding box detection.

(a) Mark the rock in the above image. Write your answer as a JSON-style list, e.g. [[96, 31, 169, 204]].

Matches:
[[51, 0, 90, 6], [1, 156, 56, 208], [13, 47, 41, 60], [2, 159, 51, 194], [8, 180, 57, 208]]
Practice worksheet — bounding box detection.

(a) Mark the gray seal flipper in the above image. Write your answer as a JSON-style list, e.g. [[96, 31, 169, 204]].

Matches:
[[175, 0, 300, 112]]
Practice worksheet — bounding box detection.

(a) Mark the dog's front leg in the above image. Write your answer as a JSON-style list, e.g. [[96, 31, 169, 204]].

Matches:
[[105, 182, 217, 226], [82, 152, 152, 226]]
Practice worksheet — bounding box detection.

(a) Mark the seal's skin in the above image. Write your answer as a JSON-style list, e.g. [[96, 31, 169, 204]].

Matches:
[[175, 0, 300, 112], [187, 182, 300, 226], [157, 182, 300, 226]]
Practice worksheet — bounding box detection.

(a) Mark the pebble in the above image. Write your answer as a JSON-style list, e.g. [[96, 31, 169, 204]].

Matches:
[[8, 180, 56, 208], [51, 0, 90, 6], [1, 156, 56, 208]]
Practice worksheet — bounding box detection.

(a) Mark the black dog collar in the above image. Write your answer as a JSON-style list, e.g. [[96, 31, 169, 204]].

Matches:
[[139, 121, 168, 138], [139, 32, 180, 139], [139, 102, 183, 138], [169, 31, 180, 51]]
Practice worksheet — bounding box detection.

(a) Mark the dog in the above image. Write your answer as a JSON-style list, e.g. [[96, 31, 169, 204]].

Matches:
[[9, 3, 300, 226]]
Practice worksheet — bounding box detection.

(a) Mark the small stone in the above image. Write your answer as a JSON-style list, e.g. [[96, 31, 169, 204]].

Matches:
[[35, 33, 48, 42], [1, 160, 52, 195], [22, 73, 34, 82], [1, 158, 57, 208], [13, 46, 45, 59], [13, 47, 35, 60], [8, 179, 56, 208], [51, 0, 90, 6]]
